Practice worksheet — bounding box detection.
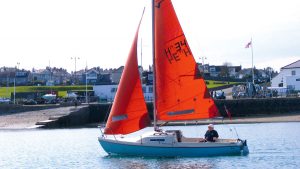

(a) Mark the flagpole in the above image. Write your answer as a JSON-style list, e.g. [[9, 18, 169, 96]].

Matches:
[[251, 37, 254, 84]]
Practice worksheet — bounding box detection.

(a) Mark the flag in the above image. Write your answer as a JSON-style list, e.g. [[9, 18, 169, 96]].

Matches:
[[224, 105, 232, 120], [245, 41, 252, 48]]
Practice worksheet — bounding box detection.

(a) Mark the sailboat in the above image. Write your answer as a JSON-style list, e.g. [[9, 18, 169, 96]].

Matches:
[[98, 0, 249, 157]]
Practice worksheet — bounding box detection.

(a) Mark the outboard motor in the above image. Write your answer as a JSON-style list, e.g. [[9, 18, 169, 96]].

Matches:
[[241, 140, 249, 155]]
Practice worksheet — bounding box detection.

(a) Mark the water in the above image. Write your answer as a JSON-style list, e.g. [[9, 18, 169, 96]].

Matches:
[[0, 123, 300, 169]]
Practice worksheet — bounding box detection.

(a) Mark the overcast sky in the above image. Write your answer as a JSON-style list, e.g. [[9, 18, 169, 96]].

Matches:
[[0, 0, 299, 72]]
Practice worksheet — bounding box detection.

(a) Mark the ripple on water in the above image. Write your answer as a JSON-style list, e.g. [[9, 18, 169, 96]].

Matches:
[[0, 123, 300, 169]]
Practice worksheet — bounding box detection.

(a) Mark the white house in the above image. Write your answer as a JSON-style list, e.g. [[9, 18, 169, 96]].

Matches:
[[93, 84, 153, 102], [271, 60, 300, 90], [86, 69, 99, 84]]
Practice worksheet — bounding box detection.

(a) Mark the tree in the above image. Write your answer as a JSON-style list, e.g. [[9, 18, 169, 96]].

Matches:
[[219, 62, 232, 78]]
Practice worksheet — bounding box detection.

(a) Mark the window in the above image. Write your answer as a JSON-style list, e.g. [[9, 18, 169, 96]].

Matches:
[[291, 70, 296, 76], [148, 86, 153, 93], [111, 87, 117, 93], [210, 67, 216, 72], [148, 74, 153, 81], [287, 85, 295, 90]]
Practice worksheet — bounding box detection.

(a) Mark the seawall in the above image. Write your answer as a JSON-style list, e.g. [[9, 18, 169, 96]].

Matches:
[[2, 98, 299, 128], [39, 106, 90, 128], [89, 98, 300, 123]]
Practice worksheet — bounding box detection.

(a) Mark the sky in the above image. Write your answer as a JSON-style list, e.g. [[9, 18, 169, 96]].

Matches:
[[0, 0, 299, 72]]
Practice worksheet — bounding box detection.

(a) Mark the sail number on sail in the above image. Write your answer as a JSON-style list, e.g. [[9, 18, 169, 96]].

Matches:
[[164, 36, 191, 64]]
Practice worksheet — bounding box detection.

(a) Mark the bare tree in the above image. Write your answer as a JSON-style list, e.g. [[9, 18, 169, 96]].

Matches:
[[219, 62, 232, 78]]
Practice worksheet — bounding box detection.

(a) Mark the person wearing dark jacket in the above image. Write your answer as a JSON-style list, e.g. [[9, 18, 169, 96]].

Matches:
[[204, 124, 219, 142]]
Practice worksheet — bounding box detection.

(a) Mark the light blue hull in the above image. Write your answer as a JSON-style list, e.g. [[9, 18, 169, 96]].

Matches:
[[99, 138, 248, 157]]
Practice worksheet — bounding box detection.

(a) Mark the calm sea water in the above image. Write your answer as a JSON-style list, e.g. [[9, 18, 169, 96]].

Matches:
[[0, 123, 300, 169]]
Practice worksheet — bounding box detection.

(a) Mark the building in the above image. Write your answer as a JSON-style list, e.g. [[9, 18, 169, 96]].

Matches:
[[93, 84, 153, 102], [51, 67, 71, 85], [271, 60, 300, 90], [208, 65, 241, 78], [237, 68, 253, 79], [31, 69, 51, 85], [84, 69, 99, 84], [0, 71, 15, 86], [32, 67, 70, 85], [0, 67, 31, 86], [142, 71, 153, 85], [15, 71, 31, 85], [81, 68, 112, 85], [197, 63, 210, 76], [72, 69, 85, 85], [110, 66, 124, 84]]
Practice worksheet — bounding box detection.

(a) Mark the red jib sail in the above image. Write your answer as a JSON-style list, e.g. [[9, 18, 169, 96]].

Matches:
[[104, 18, 150, 135], [154, 0, 219, 121]]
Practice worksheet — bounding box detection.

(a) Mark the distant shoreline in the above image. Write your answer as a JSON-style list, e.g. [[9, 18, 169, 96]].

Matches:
[[1, 110, 300, 130]]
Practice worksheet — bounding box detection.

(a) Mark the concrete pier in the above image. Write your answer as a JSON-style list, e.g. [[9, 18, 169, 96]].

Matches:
[[0, 105, 88, 129]]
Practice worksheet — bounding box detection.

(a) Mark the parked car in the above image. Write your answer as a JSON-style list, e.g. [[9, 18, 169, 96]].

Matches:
[[23, 99, 37, 105], [0, 98, 10, 104], [215, 91, 226, 99], [237, 92, 248, 98], [45, 99, 57, 104]]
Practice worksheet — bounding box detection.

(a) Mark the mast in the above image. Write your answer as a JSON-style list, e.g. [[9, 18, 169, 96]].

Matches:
[[152, 0, 157, 130]]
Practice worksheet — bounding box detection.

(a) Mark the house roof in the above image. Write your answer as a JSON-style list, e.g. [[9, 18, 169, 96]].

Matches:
[[281, 60, 300, 69], [87, 68, 100, 74]]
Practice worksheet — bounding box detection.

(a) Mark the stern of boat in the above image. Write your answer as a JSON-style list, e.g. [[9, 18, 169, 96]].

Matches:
[[240, 139, 249, 155]]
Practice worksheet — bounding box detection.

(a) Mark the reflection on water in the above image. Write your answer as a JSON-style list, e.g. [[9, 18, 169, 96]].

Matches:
[[1, 123, 300, 168], [154, 160, 214, 169], [103, 156, 215, 169]]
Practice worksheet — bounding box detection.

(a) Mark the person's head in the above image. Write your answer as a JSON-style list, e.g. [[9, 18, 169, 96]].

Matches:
[[208, 124, 214, 131]]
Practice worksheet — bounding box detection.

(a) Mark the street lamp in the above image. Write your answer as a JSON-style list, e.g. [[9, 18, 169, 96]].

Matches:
[[71, 57, 80, 85], [85, 61, 88, 104], [200, 56, 207, 66], [199, 56, 207, 73], [14, 62, 20, 104]]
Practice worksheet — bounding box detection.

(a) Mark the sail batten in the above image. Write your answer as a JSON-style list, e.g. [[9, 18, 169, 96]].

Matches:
[[154, 0, 219, 121]]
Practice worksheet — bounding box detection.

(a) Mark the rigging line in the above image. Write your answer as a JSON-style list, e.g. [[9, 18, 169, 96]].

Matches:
[[221, 116, 240, 139], [223, 105, 240, 139], [233, 127, 240, 139], [104, 102, 113, 124]]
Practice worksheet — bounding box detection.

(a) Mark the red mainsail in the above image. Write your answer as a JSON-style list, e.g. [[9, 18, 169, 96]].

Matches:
[[104, 19, 150, 134], [154, 0, 219, 121]]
